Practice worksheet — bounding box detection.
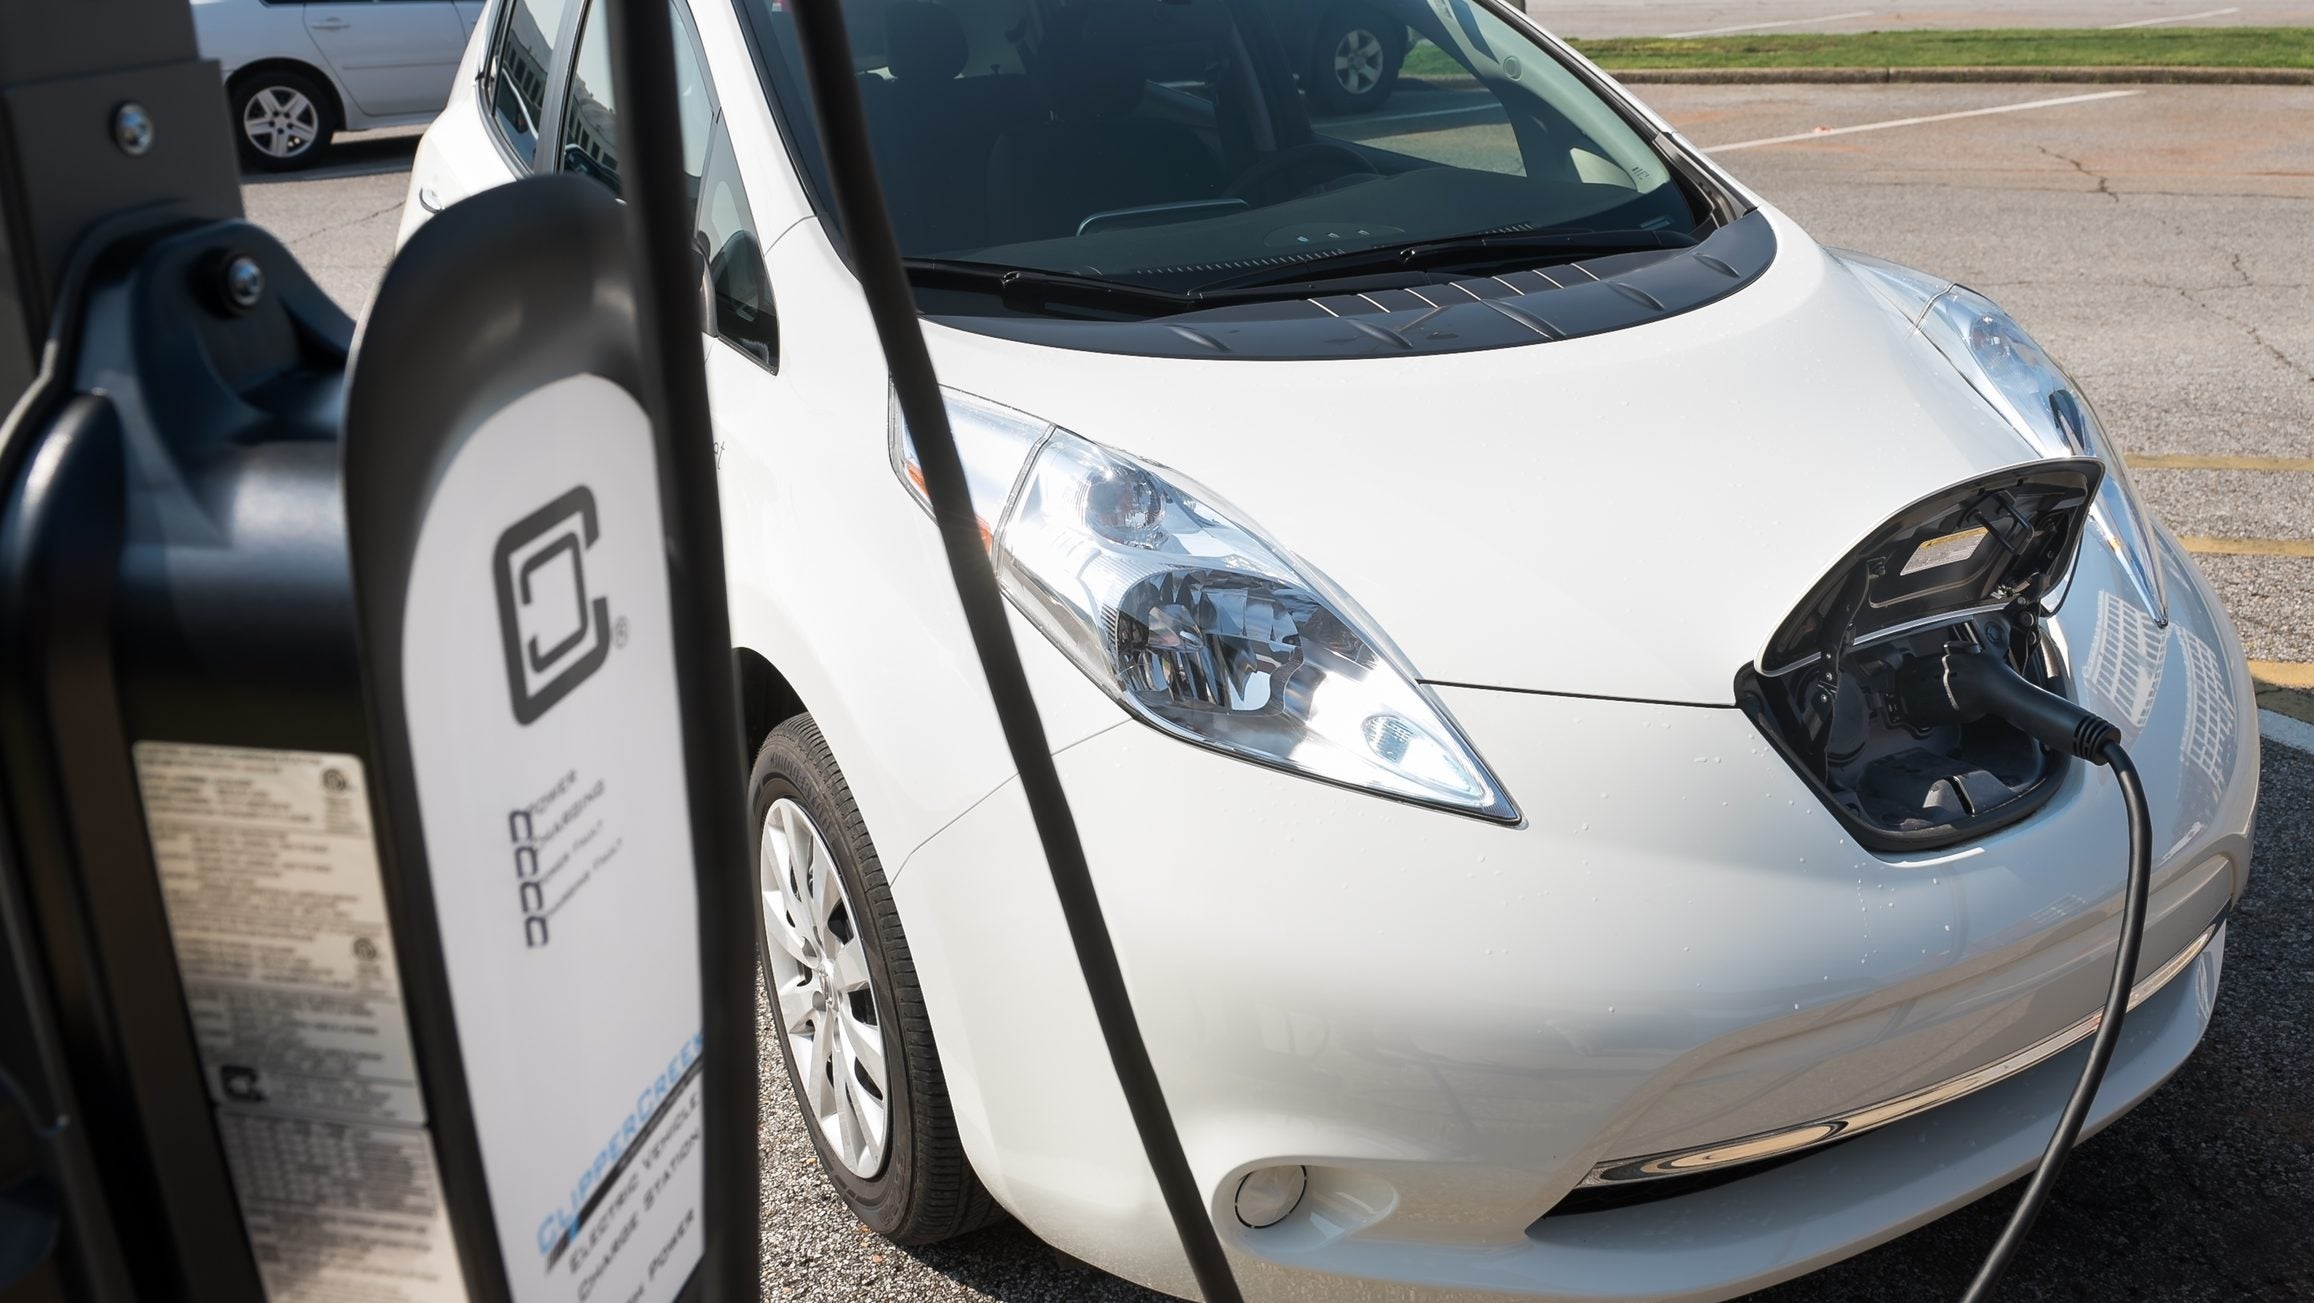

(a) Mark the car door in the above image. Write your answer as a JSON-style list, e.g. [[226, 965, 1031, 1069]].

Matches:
[[400, 0, 578, 243], [303, 0, 468, 119]]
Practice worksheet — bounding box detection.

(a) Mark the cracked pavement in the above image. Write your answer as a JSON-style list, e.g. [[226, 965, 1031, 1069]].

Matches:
[[242, 82, 2313, 1302], [239, 129, 425, 315]]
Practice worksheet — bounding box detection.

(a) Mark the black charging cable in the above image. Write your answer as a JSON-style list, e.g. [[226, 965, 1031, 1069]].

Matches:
[[598, 2, 759, 1298], [775, 5, 1246, 1301], [1902, 647, 2154, 1302]]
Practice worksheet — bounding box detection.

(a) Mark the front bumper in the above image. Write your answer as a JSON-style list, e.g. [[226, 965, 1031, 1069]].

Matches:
[[890, 541, 2256, 1302]]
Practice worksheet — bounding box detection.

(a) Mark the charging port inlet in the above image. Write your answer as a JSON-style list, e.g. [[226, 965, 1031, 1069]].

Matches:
[[1737, 460, 2105, 852], [1740, 609, 2068, 847]]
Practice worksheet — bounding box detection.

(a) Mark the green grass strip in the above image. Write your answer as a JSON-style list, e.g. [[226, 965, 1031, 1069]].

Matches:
[[1401, 27, 2314, 75]]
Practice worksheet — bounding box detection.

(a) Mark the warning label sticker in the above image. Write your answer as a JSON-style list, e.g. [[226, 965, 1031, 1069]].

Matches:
[[1901, 525, 1991, 576], [136, 742, 464, 1303], [215, 1111, 462, 1302]]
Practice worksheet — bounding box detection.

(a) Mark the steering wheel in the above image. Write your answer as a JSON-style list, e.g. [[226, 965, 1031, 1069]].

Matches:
[[1228, 142, 1379, 207]]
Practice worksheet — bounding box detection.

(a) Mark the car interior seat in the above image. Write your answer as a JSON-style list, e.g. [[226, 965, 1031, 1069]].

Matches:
[[860, 1, 1039, 253], [984, 6, 1230, 244]]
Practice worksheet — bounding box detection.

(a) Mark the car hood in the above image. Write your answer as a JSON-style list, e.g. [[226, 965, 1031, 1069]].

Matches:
[[921, 210, 2042, 706]]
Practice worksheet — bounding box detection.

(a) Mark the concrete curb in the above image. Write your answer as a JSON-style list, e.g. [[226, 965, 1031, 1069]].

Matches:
[[1601, 65, 2314, 85]]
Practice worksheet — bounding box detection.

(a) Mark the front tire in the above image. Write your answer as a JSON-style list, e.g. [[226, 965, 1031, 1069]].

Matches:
[[1307, 7, 1405, 116], [231, 68, 337, 171], [751, 715, 1002, 1244]]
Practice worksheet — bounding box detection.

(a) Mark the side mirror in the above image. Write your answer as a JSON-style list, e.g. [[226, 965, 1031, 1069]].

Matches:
[[706, 230, 776, 370]]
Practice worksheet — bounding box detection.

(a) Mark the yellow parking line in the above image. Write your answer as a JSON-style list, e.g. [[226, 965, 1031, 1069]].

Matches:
[[2251, 662, 2314, 691], [2180, 536, 2314, 559], [2128, 454, 2314, 473]]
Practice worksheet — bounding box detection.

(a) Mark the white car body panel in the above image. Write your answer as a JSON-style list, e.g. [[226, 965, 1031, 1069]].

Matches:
[[710, 222, 1129, 864], [914, 210, 2042, 705], [393, 3, 2260, 1299], [900, 527, 2255, 1301], [398, 6, 502, 238]]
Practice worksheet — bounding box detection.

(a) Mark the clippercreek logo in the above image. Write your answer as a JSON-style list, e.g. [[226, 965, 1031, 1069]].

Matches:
[[495, 486, 612, 726]]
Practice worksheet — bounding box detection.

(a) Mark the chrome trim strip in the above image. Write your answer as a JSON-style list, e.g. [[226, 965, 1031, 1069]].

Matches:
[[1757, 601, 2014, 679], [1582, 916, 2226, 1186]]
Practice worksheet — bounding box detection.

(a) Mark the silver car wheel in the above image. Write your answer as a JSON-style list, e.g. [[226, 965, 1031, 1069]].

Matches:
[[1332, 28, 1386, 95], [242, 86, 320, 160], [760, 796, 891, 1178]]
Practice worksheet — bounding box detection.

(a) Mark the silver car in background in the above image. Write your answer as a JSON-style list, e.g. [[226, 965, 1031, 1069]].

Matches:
[[192, 0, 485, 169]]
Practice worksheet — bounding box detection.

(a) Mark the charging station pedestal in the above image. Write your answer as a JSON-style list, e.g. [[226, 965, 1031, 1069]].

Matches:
[[340, 174, 735, 1303], [0, 218, 357, 1300], [0, 199, 751, 1302], [0, 24, 750, 1299]]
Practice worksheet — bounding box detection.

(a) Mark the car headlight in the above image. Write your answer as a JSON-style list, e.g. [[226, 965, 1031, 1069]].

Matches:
[[892, 390, 1519, 823], [1920, 287, 2167, 622]]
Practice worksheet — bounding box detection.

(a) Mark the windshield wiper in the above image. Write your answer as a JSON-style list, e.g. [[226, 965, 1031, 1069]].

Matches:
[[1191, 227, 1701, 295], [904, 233, 1694, 319], [905, 258, 1201, 316]]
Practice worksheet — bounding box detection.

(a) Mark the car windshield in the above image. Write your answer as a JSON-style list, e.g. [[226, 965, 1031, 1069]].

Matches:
[[744, 0, 1710, 310]]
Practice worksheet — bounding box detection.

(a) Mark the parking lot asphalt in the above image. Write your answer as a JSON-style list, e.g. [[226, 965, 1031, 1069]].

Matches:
[[245, 81, 2314, 1302], [237, 130, 425, 315]]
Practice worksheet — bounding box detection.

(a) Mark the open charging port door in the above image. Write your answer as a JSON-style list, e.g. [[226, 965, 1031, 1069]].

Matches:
[[1738, 459, 2105, 851]]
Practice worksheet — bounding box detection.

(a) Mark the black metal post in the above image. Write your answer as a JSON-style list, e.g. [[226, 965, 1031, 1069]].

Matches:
[[3, 3, 762, 1299], [0, 3, 245, 1297], [598, 2, 759, 1300], [0, 0, 242, 396]]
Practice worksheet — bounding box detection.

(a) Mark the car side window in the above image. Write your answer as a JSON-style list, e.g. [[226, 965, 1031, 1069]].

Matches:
[[551, 0, 772, 368], [558, 0, 713, 196], [485, 0, 575, 165], [696, 128, 775, 371]]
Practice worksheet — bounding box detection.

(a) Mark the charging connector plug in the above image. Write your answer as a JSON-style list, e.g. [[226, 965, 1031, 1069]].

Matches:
[[1896, 646, 2120, 761]]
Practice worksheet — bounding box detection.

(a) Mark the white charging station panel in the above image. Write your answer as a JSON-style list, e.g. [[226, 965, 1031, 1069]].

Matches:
[[400, 374, 706, 1303]]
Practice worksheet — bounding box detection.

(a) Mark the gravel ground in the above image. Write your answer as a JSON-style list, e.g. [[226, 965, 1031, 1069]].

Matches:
[[2188, 555, 2314, 665], [2135, 471, 2314, 543]]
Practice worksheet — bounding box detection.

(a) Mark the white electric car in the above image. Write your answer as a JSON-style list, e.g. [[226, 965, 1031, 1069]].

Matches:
[[400, 1, 2258, 1298], [193, 0, 486, 169]]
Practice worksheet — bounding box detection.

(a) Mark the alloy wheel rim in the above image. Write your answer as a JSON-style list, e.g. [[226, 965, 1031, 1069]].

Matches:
[[1333, 29, 1385, 95], [243, 87, 319, 159], [760, 797, 891, 1177]]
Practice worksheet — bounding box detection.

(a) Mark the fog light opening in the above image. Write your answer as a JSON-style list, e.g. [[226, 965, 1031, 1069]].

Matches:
[[1233, 1165, 1308, 1230]]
